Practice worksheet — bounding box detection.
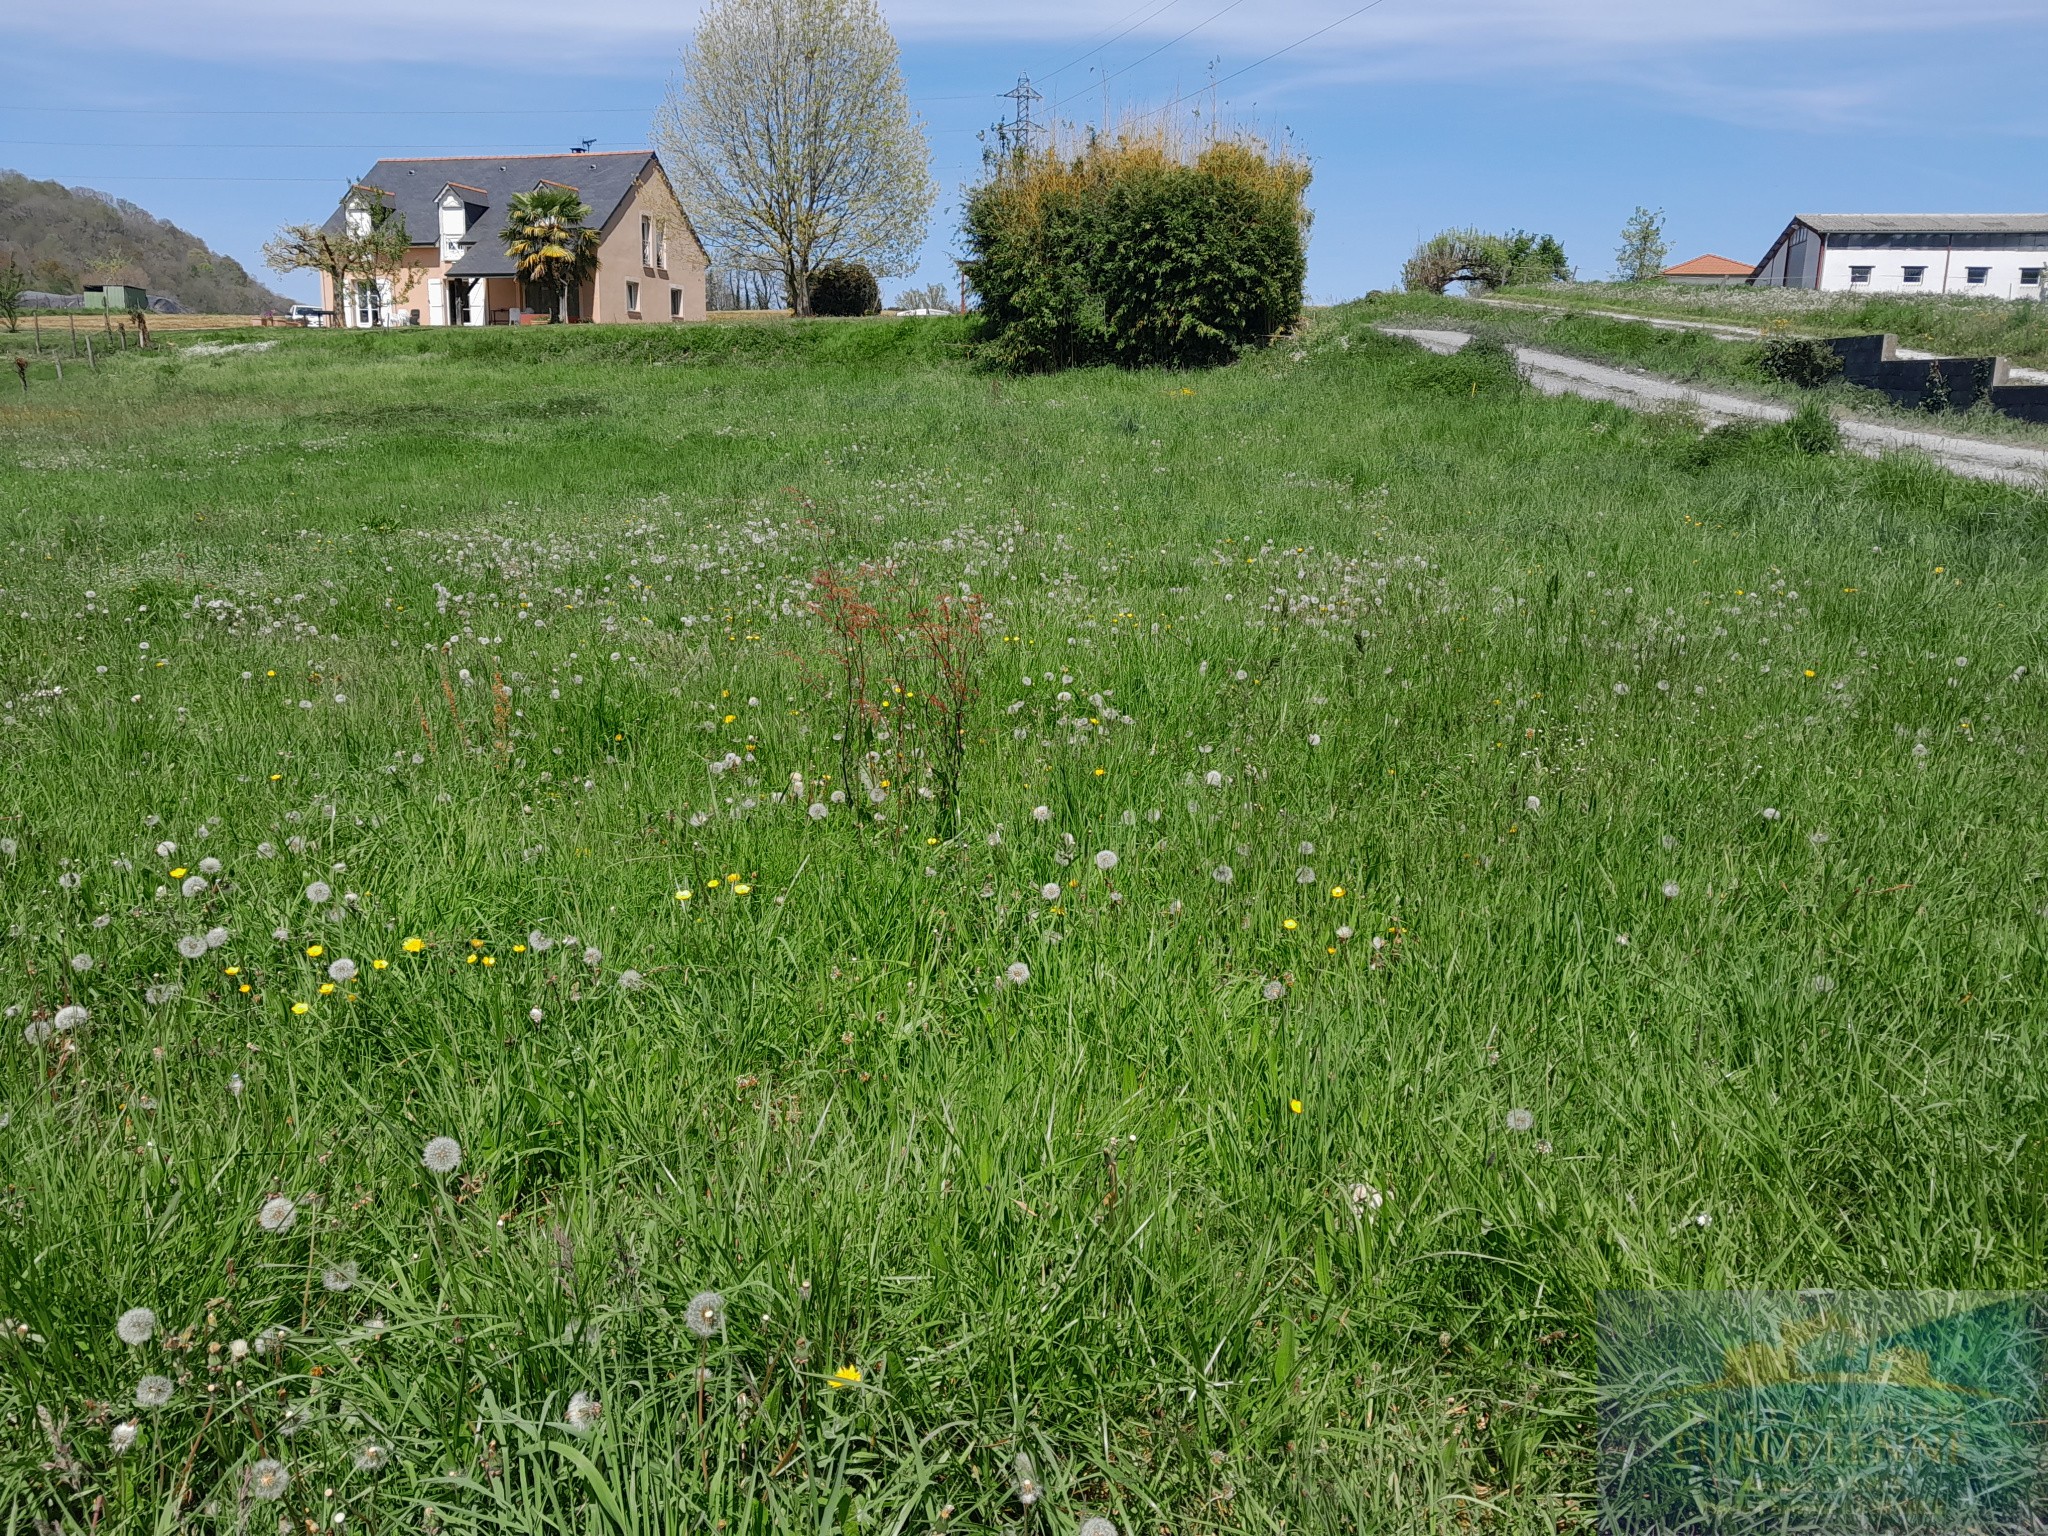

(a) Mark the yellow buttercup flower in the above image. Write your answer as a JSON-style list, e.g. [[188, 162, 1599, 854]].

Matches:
[[318, 982, 335, 995], [1330, 886, 1346, 899], [733, 883, 751, 895], [1282, 918, 1298, 931], [371, 958, 388, 971], [305, 945, 324, 958], [1289, 1099, 1303, 1114], [169, 867, 188, 878], [402, 937, 425, 953], [291, 1001, 310, 1015]]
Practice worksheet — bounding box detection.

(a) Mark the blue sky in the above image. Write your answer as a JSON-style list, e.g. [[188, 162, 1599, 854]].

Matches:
[[7, 0, 2047, 306]]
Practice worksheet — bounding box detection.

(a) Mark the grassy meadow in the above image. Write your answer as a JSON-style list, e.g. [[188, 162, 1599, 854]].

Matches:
[[2, 311, 2047, 1534]]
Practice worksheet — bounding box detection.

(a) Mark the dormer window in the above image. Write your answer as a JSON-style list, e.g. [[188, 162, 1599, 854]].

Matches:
[[437, 187, 483, 258], [343, 197, 371, 237]]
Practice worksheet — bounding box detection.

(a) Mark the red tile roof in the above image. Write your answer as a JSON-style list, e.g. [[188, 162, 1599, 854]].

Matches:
[[1662, 253, 1755, 277]]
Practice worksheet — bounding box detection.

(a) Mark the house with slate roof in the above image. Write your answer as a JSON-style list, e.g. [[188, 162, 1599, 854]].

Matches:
[[1750, 215, 2048, 299], [318, 151, 707, 327]]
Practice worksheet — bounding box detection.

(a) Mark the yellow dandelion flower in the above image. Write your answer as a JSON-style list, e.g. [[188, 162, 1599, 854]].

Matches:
[[318, 982, 336, 995], [465, 954, 479, 965], [223, 966, 240, 977], [1330, 886, 1346, 899], [305, 945, 324, 958], [239, 983, 252, 994], [734, 883, 752, 895], [402, 937, 425, 953], [828, 1365, 862, 1390], [1093, 767, 1106, 776], [291, 1001, 310, 1015], [1282, 918, 1299, 931], [371, 958, 388, 971], [512, 943, 527, 953], [169, 867, 188, 878]]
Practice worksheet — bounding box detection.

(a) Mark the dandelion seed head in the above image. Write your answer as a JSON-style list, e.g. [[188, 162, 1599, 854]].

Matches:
[[422, 1137, 462, 1175], [1505, 1108, 1536, 1133], [70, 953, 94, 973], [1040, 882, 1060, 901], [327, 958, 356, 983], [110, 1421, 139, 1455], [808, 801, 828, 820], [1296, 866, 1316, 885], [134, 1374, 175, 1409], [247, 1459, 289, 1501], [116, 1307, 157, 1346], [177, 935, 208, 960], [1006, 962, 1031, 986], [565, 1391, 602, 1435], [1032, 805, 1050, 822], [1212, 865, 1233, 884], [257, 1196, 297, 1233], [55, 1003, 89, 1031], [686, 1290, 726, 1338], [206, 926, 229, 949], [582, 947, 602, 967], [304, 881, 331, 904], [181, 875, 208, 898], [1661, 881, 1682, 900], [322, 1262, 358, 1293], [1094, 849, 1118, 872]]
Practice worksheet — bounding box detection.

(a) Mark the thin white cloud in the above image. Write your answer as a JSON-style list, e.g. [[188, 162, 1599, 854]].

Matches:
[[15, 0, 2040, 70]]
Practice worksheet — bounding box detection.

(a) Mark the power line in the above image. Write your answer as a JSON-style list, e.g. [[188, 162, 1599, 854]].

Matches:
[[1036, 0, 1188, 87], [1, 93, 984, 118], [1125, 0, 1394, 126], [1, 140, 639, 151], [1092, 0, 1253, 93]]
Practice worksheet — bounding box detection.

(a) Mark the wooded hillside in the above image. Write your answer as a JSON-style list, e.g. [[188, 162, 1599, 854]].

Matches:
[[0, 169, 293, 313]]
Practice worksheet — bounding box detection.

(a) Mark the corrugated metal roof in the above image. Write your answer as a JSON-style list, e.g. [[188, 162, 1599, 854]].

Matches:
[[1663, 253, 1754, 276], [1797, 213, 2048, 235]]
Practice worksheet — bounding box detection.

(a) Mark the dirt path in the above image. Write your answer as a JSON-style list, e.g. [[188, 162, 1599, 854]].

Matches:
[[1466, 295, 2048, 385], [1378, 325, 2048, 489]]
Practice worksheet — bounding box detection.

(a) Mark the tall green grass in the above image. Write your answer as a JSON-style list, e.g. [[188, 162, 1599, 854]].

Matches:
[[0, 313, 2044, 1533]]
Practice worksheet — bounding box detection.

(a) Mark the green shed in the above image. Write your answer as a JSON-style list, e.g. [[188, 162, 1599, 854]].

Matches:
[[83, 284, 150, 311]]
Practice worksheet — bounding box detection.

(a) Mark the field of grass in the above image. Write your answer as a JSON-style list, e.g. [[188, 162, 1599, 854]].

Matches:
[[3, 311, 2047, 1534], [1494, 280, 2048, 370]]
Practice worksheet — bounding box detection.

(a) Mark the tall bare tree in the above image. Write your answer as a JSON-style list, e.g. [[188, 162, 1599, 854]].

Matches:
[[654, 0, 934, 318]]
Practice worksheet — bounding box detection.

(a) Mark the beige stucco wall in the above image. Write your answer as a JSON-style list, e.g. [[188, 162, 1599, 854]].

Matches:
[[591, 167, 708, 323]]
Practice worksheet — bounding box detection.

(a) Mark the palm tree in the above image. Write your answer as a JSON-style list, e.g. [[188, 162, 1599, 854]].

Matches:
[[501, 187, 600, 322]]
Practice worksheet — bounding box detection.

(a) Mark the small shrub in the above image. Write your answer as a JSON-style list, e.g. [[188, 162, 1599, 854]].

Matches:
[[961, 128, 1311, 372], [1754, 335, 1843, 389], [1784, 401, 1840, 455], [809, 261, 880, 318]]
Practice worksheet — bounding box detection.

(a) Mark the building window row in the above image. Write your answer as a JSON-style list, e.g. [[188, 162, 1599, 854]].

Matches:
[[1846, 264, 2041, 286]]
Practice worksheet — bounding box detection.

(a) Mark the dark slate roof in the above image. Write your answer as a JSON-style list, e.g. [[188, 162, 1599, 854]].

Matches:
[[1796, 213, 2048, 236], [320, 152, 659, 278]]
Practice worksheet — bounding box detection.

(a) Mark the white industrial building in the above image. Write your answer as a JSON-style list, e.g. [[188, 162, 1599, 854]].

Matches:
[[1750, 214, 2046, 299]]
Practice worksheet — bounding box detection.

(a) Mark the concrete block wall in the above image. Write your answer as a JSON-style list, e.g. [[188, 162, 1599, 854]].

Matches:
[[1825, 334, 2047, 422]]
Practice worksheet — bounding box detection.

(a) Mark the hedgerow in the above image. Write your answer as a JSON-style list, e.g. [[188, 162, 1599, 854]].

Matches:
[[960, 130, 1310, 372]]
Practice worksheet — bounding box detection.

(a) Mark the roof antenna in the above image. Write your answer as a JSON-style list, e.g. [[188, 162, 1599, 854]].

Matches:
[[571, 137, 596, 154]]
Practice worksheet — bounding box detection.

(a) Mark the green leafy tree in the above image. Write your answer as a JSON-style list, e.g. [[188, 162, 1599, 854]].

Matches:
[[502, 187, 600, 322], [1615, 205, 1670, 283], [0, 255, 24, 332]]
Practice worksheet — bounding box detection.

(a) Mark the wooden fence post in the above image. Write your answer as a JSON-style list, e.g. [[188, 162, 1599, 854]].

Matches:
[[69, 314, 78, 357], [86, 336, 96, 372]]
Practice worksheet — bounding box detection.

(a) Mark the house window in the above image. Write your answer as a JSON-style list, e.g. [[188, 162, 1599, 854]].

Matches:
[[655, 220, 667, 271], [1966, 266, 1990, 285], [1902, 266, 1926, 284], [626, 280, 641, 315], [353, 280, 382, 327], [670, 286, 683, 318], [1849, 265, 1873, 284], [641, 215, 652, 268], [2022, 267, 2043, 287]]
